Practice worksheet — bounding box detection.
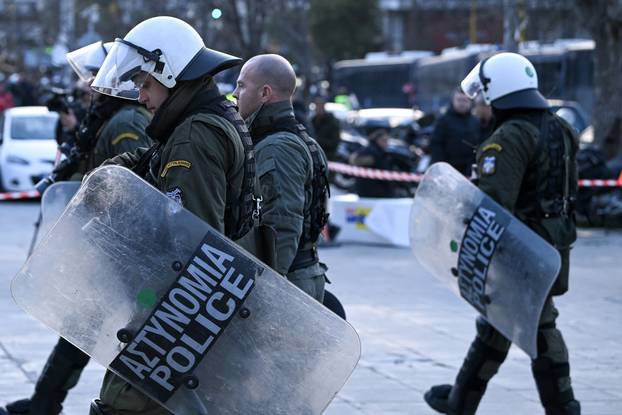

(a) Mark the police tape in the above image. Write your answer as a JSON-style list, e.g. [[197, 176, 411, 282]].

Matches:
[[577, 179, 622, 188], [1, 166, 621, 201], [0, 190, 40, 201], [328, 161, 423, 182], [327, 161, 622, 188]]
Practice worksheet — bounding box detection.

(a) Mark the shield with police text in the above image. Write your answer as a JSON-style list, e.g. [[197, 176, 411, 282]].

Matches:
[[409, 162, 560, 358], [12, 166, 361, 415]]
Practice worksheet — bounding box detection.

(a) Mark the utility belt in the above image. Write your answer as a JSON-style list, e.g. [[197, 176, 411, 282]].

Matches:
[[288, 247, 319, 273]]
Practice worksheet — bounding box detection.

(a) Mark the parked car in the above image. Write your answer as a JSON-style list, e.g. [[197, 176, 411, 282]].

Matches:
[[0, 106, 59, 192]]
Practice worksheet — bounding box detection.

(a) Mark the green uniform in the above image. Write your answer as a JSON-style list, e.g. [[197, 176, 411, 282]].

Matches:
[[70, 102, 152, 181], [248, 101, 326, 302], [87, 105, 152, 171], [98, 78, 246, 415], [439, 110, 580, 414]]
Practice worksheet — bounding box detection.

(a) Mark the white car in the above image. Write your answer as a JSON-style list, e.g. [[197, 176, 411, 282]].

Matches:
[[0, 106, 59, 192]]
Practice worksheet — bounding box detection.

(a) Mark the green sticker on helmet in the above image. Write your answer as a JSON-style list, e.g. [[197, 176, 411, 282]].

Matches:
[[137, 288, 158, 309], [525, 66, 534, 77]]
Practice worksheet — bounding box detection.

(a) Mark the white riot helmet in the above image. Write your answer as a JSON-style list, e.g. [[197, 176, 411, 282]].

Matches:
[[461, 52, 549, 110], [66, 41, 113, 82], [91, 16, 241, 100]]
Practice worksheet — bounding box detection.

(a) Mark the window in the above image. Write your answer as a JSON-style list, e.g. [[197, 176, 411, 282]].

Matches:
[[10, 115, 57, 140]]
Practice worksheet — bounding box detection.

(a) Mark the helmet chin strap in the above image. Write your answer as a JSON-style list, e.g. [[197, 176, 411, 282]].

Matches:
[[478, 56, 492, 94]]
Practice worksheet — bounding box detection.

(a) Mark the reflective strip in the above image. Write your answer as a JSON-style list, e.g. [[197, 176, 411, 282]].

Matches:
[[111, 132, 139, 146]]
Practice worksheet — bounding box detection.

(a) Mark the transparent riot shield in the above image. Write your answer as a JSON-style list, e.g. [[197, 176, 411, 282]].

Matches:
[[39, 181, 81, 240], [410, 162, 560, 358], [12, 166, 361, 415]]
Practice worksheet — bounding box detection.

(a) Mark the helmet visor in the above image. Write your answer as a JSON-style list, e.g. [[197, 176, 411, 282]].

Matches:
[[91, 41, 160, 100], [66, 41, 108, 82], [460, 63, 483, 99]]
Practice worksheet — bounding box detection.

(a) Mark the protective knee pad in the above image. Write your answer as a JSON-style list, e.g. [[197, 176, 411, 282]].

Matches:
[[447, 328, 511, 415], [537, 323, 569, 364], [475, 317, 511, 353]]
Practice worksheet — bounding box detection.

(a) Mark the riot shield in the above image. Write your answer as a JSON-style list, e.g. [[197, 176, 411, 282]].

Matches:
[[12, 166, 361, 415], [409, 162, 560, 358], [39, 181, 81, 240]]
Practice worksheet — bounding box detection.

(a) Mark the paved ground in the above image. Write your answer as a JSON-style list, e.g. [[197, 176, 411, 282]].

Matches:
[[1, 200, 621, 414]]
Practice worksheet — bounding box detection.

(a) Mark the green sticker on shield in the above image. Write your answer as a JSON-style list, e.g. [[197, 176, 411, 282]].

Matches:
[[450, 240, 459, 252], [525, 66, 534, 78], [137, 288, 158, 309]]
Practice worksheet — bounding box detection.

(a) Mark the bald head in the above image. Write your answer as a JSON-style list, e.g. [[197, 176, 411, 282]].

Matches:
[[245, 54, 297, 99], [233, 54, 298, 119]]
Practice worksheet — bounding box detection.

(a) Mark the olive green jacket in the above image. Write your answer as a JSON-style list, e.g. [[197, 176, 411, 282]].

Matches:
[[87, 105, 152, 171], [250, 101, 326, 282], [106, 113, 245, 233], [71, 105, 152, 180], [475, 113, 578, 294]]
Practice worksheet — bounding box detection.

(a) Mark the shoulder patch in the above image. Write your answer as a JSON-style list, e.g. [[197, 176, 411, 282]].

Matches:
[[111, 132, 139, 146], [481, 143, 503, 153], [481, 156, 496, 176], [165, 187, 183, 205], [160, 160, 192, 178]]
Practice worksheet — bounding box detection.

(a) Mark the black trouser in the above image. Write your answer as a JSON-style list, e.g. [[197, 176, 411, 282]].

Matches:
[[4, 337, 90, 415]]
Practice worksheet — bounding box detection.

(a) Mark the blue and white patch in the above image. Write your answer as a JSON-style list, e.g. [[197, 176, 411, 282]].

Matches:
[[482, 156, 496, 176], [166, 186, 183, 206]]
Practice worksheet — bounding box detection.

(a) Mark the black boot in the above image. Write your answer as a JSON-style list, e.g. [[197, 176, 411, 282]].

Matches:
[[3, 338, 89, 415], [424, 318, 510, 415], [544, 400, 581, 415], [532, 357, 580, 415]]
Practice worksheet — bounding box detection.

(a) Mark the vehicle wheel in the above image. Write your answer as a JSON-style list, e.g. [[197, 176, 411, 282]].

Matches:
[[332, 173, 356, 192], [0, 167, 5, 192]]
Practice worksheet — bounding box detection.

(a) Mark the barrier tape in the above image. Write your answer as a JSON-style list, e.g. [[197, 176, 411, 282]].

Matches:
[[1, 164, 620, 201], [328, 161, 622, 188], [577, 179, 622, 188], [0, 190, 40, 201], [328, 161, 423, 182]]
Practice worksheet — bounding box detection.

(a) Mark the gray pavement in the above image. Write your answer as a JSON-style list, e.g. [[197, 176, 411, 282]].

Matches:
[[1, 200, 621, 414]]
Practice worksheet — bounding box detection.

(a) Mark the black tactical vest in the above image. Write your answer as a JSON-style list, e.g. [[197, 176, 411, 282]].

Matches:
[[251, 116, 330, 245], [511, 111, 578, 222], [204, 98, 257, 241]]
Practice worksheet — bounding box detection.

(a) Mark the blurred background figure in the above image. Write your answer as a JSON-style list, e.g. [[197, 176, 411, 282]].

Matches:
[[473, 93, 495, 141], [7, 72, 36, 107], [311, 96, 341, 162], [430, 88, 481, 176], [349, 128, 396, 198], [0, 80, 14, 112]]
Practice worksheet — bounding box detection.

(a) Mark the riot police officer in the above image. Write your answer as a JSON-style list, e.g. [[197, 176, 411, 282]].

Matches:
[[424, 52, 581, 415], [88, 16, 255, 415], [233, 54, 330, 302], [0, 40, 152, 415]]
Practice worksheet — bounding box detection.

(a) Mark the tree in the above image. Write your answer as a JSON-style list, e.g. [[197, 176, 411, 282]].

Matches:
[[309, 0, 382, 62], [573, 0, 622, 158]]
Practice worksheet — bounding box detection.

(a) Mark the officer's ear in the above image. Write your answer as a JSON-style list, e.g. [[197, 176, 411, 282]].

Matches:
[[260, 84, 273, 103]]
